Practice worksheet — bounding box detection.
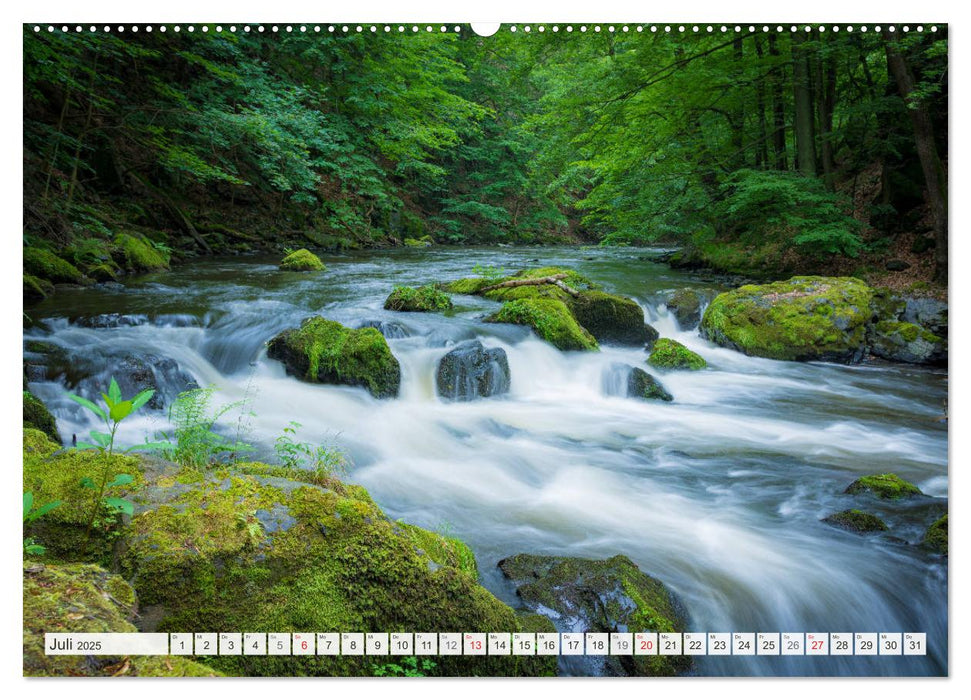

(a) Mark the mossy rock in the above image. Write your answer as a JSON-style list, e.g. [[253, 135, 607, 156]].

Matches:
[[844, 473, 923, 500], [23, 561, 219, 677], [267, 316, 401, 398], [700, 276, 874, 362], [486, 298, 598, 352], [567, 291, 653, 346], [24, 274, 55, 302], [498, 554, 691, 676], [113, 233, 170, 272], [441, 277, 494, 295], [869, 320, 946, 365], [403, 235, 434, 247], [628, 367, 673, 402], [23, 248, 85, 284], [922, 514, 948, 555], [442, 267, 596, 302], [821, 509, 889, 533], [665, 288, 716, 330], [279, 248, 325, 272], [121, 466, 555, 677], [23, 392, 60, 443], [647, 338, 707, 371], [22, 429, 144, 564], [384, 285, 453, 312]]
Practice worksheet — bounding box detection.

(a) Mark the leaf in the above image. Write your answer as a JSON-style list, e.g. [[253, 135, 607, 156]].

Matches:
[[67, 394, 107, 421], [23, 492, 33, 519], [131, 389, 155, 411], [108, 377, 122, 405], [75, 441, 101, 451], [126, 441, 174, 453], [104, 497, 134, 517], [79, 477, 96, 489], [109, 400, 133, 422], [101, 393, 114, 410], [107, 474, 134, 488], [31, 500, 62, 519], [91, 431, 112, 448]]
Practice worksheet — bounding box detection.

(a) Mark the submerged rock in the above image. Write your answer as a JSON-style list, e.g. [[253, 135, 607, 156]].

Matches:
[[356, 319, 413, 339], [384, 285, 453, 312], [922, 514, 948, 555], [844, 473, 923, 499], [436, 340, 510, 401], [486, 298, 598, 352], [664, 288, 716, 330], [822, 509, 889, 533], [498, 553, 691, 676], [869, 320, 946, 365], [267, 316, 401, 398], [23, 561, 218, 677], [278, 248, 325, 272], [110, 353, 198, 410], [647, 338, 707, 370], [604, 364, 672, 402], [701, 276, 873, 363], [23, 392, 60, 443]]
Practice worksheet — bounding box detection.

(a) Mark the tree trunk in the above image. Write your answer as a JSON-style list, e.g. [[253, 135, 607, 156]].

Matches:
[[754, 36, 770, 169], [814, 29, 837, 190], [791, 32, 818, 176], [732, 37, 745, 167], [885, 34, 948, 283], [767, 33, 788, 170]]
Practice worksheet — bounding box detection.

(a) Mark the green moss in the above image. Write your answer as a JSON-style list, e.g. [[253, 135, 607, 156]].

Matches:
[[700, 276, 873, 362], [922, 514, 948, 555], [499, 554, 690, 676], [403, 235, 434, 247], [844, 473, 923, 499], [567, 290, 649, 345], [122, 470, 555, 676], [23, 248, 85, 284], [384, 285, 453, 312], [23, 561, 219, 677], [279, 248, 325, 271], [23, 392, 60, 443], [647, 338, 707, 370], [24, 274, 55, 301], [822, 509, 889, 533], [23, 430, 143, 563], [267, 316, 401, 398], [113, 233, 170, 272], [441, 277, 494, 295], [487, 298, 598, 352]]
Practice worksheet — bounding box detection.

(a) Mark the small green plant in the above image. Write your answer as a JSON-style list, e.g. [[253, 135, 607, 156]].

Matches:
[[471, 263, 506, 282], [23, 491, 61, 556], [162, 386, 253, 470], [274, 421, 348, 477], [371, 656, 436, 677], [67, 378, 164, 555], [236, 511, 264, 546]]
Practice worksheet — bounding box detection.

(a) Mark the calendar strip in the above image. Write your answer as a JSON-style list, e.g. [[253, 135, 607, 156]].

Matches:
[[46, 632, 927, 656]]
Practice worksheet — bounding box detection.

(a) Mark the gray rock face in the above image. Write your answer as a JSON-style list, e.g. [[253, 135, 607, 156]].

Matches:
[[356, 319, 412, 339], [869, 321, 946, 365], [603, 363, 672, 402], [436, 340, 510, 401], [901, 297, 948, 336]]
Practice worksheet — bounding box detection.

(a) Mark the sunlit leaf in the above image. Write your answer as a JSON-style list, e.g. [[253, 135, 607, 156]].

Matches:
[[131, 389, 155, 411], [109, 400, 133, 422], [107, 473, 134, 488], [68, 394, 107, 421], [104, 497, 135, 517]]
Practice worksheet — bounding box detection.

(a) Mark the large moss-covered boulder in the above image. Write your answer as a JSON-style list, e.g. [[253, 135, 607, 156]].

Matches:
[[267, 316, 401, 398], [442, 267, 595, 302], [498, 554, 690, 677], [701, 276, 873, 362], [23, 561, 219, 677], [384, 285, 453, 312], [844, 473, 923, 500], [121, 463, 555, 677], [822, 509, 889, 533], [869, 320, 946, 365], [487, 298, 598, 352], [567, 291, 654, 346], [113, 233, 170, 272], [24, 248, 85, 284], [922, 514, 948, 555], [23, 392, 60, 443], [279, 248, 325, 271], [647, 338, 707, 370]]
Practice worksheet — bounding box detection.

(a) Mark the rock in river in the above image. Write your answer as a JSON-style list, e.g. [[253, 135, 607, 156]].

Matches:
[[436, 340, 510, 401]]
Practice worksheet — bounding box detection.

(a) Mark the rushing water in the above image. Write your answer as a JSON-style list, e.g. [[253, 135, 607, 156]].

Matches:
[[24, 246, 948, 676]]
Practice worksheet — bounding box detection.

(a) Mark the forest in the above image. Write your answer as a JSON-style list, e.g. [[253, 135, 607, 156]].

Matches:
[[24, 25, 948, 296]]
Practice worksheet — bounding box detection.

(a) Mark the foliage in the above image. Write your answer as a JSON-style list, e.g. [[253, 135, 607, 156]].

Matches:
[[23, 492, 62, 555], [67, 377, 163, 554], [384, 285, 453, 312], [371, 656, 437, 677], [274, 421, 348, 477], [162, 387, 253, 470]]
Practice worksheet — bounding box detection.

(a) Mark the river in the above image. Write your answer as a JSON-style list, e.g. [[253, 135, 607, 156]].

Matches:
[[24, 246, 948, 676]]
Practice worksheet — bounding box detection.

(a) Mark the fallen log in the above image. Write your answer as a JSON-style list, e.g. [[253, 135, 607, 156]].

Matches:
[[479, 274, 580, 298]]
